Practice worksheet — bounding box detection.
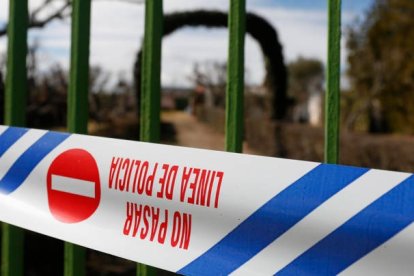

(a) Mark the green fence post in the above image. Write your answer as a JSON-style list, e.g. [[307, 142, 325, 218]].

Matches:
[[1, 0, 28, 275], [64, 0, 92, 274], [226, 0, 246, 153], [138, 0, 163, 275], [140, 0, 163, 144], [325, 0, 342, 164], [1, 226, 24, 276], [67, 0, 91, 135]]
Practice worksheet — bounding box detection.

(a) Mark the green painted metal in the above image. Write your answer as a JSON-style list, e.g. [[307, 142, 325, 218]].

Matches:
[[64, 243, 86, 276], [138, 0, 163, 275], [4, 0, 28, 126], [1, 225, 24, 276], [325, 0, 342, 164], [137, 263, 157, 276], [140, 0, 163, 143], [225, 0, 246, 153], [1, 0, 28, 275], [67, 0, 92, 135], [65, 0, 92, 274]]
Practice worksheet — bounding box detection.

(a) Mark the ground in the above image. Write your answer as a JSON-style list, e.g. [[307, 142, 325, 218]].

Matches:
[[161, 111, 257, 154]]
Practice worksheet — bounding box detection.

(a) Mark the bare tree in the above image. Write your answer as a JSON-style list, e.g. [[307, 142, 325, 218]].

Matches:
[[189, 61, 228, 108], [0, 0, 144, 37], [0, 0, 71, 37]]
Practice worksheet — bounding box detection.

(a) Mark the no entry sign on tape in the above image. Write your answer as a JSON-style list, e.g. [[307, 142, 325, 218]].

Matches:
[[0, 125, 413, 275]]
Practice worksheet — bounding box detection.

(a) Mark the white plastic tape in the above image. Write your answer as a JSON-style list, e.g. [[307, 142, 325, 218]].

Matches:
[[0, 125, 413, 275]]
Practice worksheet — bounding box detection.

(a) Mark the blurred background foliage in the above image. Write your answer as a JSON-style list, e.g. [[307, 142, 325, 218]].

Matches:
[[344, 0, 414, 134]]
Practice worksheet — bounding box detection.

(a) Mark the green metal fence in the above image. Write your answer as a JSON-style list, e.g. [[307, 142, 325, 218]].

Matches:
[[1, 0, 342, 275]]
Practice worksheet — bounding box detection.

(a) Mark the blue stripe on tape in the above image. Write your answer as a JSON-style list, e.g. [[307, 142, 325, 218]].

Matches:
[[276, 174, 414, 275], [178, 164, 369, 276], [0, 127, 29, 157], [0, 130, 70, 194]]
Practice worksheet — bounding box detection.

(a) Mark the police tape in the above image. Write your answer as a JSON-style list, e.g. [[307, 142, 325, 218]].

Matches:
[[0, 125, 413, 275]]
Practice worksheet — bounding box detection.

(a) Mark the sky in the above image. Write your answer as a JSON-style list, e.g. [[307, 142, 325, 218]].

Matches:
[[0, 0, 375, 87]]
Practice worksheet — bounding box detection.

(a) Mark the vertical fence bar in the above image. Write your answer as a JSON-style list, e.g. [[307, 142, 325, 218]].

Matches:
[[225, 0, 246, 153], [140, 0, 163, 143], [325, 0, 342, 164], [67, 0, 92, 134], [1, 0, 28, 275], [64, 0, 92, 275], [138, 0, 162, 275], [4, 0, 28, 126]]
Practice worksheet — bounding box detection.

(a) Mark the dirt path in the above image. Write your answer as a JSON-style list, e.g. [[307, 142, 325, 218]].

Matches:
[[162, 111, 258, 154]]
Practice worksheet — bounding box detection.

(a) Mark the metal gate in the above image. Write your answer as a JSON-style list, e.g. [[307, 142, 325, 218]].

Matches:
[[1, 0, 342, 275]]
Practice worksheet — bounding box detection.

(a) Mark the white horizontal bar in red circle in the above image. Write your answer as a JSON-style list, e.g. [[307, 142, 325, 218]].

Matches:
[[51, 174, 95, 198]]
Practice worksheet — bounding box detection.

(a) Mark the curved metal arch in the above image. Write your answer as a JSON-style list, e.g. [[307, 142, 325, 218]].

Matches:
[[134, 10, 288, 120]]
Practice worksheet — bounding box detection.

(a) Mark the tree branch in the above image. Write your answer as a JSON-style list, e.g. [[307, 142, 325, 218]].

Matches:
[[0, 0, 143, 37], [30, 1, 71, 29]]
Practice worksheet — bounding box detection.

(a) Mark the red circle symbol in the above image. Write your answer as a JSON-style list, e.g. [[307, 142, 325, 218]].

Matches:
[[47, 149, 101, 223]]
